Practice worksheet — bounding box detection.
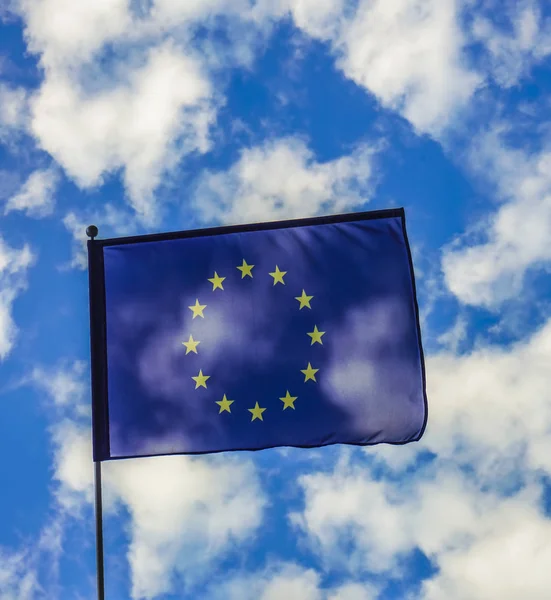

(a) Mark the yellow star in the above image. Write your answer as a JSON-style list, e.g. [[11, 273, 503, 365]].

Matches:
[[208, 271, 226, 291], [280, 391, 297, 410], [295, 289, 313, 309], [307, 325, 325, 345], [237, 259, 254, 278], [188, 299, 206, 319], [301, 362, 319, 382], [269, 265, 287, 285], [248, 402, 266, 421], [191, 369, 210, 389], [216, 394, 234, 414], [182, 334, 200, 355]]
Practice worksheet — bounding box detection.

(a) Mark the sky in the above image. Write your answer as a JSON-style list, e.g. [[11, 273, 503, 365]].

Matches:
[[0, 0, 551, 599]]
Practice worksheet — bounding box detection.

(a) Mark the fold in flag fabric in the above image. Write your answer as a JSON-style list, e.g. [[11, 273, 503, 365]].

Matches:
[[88, 208, 427, 461]]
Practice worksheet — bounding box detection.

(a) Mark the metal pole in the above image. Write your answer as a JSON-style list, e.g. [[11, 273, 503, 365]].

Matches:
[[94, 460, 105, 600], [87, 225, 106, 599]]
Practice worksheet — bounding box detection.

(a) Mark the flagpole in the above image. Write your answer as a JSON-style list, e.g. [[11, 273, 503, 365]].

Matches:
[[87, 224, 106, 600], [94, 460, 106, 600]]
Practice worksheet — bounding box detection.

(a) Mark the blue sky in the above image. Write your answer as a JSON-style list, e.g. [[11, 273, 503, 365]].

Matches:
[[1, 1, 551, 599]]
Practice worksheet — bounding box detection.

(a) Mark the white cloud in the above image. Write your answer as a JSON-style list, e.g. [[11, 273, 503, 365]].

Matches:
[[0, 236, 34, 359], [10, 0, 551, 220], [0, 548, 39, 600], [0, 517, 64, 600], [0, 83, 28, 136], [294, 461, 551, 600], [334, 0, 481, 134], [30, 42, 215, 223], [209, 564, 322, 600], [255, 0, 480, 135], [51, 421, 95, 514], [18, 0, 131, 70], [194, 137, 379, 224], [472, 1, 551, 87], [424, 317, 551, 477], [436, 314, 467, 352], [255, 0, 481, 133], [4, 168, 59, 217], [443, 128, 551, 306], [252, 0, 346, 40], [208, 562, 377, 600], [110, 455, 265, 599], [421, 502, 551, 600], [328, 582, 377, 600], [30, 361, 90, 423], [279, 0, 550, 135], [15, 0, 386, 226], [291, 465, 409, 573], [292, 316, 551, 598], [18, 0, 247, 72], [14, 0, 262, 226], [51, 420, 266, 599]]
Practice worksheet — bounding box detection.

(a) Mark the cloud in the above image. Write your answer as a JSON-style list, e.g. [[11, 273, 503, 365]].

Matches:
[[51, 421, 96, 514], [420, 501, 551, 600], [108, 453, 265, 599], [13, 0, 259, 225], [208, 562, 377, 600], [17, 0, 248, 72], [293, 460, 551, 600], [256, 1, 549, 137], [0, 235, 34, 359], [328, 582, 377, 600], [252, 0, 346, 40], [15, 0, 388, 225], [194, 137, 379, 224], [436, 314, 467, 353], [0, 548, 39, 600], [10, 0, 551, 222], [31, 360, 87, 409], [424, 317, 551, 478], [0, 83, 28, 137], [4, 167, 59, 217], [18, 0, 132, 71], [291, 316, 551, 598], [472, 0, 551, 88], [333, 0, 481, 135], [254, 0, 480, 135], [51, 420, 266, 599], [30, 42, 215, 223], [0, 518, 64, 600], [443, 128, 551, 306]]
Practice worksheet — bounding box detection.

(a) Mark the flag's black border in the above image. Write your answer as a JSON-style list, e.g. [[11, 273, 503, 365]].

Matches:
[[87, 207, 428, 461], [92, 208, 403, 247], [88, 239, 110, 462]]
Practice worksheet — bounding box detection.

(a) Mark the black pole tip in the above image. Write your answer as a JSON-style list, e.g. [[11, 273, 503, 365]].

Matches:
[[86, 225, 99, 240]]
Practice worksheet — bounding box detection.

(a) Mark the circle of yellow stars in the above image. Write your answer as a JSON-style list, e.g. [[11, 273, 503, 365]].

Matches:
[[181, 259, 325, 422]]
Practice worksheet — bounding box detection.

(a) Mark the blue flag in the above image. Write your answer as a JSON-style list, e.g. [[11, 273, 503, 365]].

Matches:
[[88, 209, 427, 461]]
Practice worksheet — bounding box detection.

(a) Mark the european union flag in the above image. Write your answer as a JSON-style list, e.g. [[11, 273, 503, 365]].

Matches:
[[88, 209, 427, 461]]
